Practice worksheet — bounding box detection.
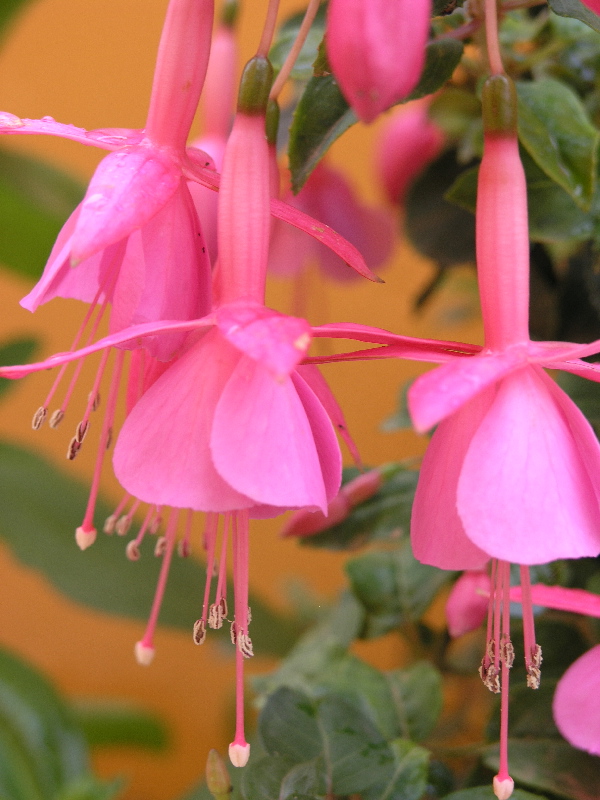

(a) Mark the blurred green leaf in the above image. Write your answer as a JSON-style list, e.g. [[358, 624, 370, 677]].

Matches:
[[0, 647, 89, 800], [300, 464, 418, 551], [483, 739, 600, 800], [346, 539, 451, 638], [55, 776, 122, 800], [385, 662, 443, 742], [254, 592, 364, 699], [548, 0, 600, 34], [0, 441, 301, 655], [0, 338, 38, 400], [269, 4, 327, 82], [288, 39, 463, 192], [516, 79, 599, 210], [72, 701, 168, 750], [242, 754, 303, 800], [0, 0, 35, 39], [0, 149, 84, 279], [361, 739, 429, 800]]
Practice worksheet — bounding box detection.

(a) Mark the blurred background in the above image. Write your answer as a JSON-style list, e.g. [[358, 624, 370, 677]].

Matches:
[[0, 1, 481, 797]]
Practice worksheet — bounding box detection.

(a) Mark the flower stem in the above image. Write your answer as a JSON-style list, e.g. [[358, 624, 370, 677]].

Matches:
[[484, 0, 504, 75], [257, 0, 280, 57], [270, 0, 321, 99]]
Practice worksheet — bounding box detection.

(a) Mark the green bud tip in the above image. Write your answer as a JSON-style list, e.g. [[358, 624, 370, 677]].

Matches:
[[266, 99, 280, 146], [237, 56, 274, 115], [206, 749, 232, 799], [481, 74, 518, 135]]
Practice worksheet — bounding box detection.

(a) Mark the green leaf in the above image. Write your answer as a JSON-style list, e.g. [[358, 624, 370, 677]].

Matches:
[[254, 592, 364, 699], [279, 759, 326, 799], [55, 776, 122, 800], [444, 789, 548, 800], [241, 755, 300, 800], [346, 539, 451, 638], [361, 739, 429, 800], [0, 148, 84, 279], [269, 4, 327, 82], [72, 700, 168, 750], [299, 464, 418, 550], [483, 739, 600, 800], [516, 79, 599, 210], [548, 0, 600, 34], [0, 441, 300, 655], [288, 39, 463, 192], [385, 662, 443, 742], [406, 150, 476, 268], [259, 688, 395, 796], [0, 338, 38, 400], [0, 646, 89, 800], [0, 0, 34, 39]]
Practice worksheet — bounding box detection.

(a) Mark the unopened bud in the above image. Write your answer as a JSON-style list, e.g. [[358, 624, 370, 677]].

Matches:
[[493, 775, 514, 800], [482, 74, 517, 135], [237, 56, 273, 115], [228, 741, 250, 768], [206, 749, 232, 798]]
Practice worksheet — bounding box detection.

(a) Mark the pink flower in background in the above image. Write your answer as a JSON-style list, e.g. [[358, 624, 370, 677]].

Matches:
[[269, 161, 394, 283], [580, 0, 600, 14], [327, 0, 431, 122], [376, 99, 445, 206]]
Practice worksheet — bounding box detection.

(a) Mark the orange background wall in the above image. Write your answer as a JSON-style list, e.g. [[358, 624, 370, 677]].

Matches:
[[0, 2, 481, 798]]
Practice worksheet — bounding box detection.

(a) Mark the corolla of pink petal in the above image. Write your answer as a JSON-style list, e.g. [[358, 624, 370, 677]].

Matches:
[[445, 571, 491, 638], [376, 100, 445, 206], [268, 161, 394, 282], [553, 644, 600, 756], [327, 0, 431, 122], [408, 75, 600, 567]]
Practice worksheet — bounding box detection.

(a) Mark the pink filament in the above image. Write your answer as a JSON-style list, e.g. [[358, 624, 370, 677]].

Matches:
[[138, 510, 179, 651]]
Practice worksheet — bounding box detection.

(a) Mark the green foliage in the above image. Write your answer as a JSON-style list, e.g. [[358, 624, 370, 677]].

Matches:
[[0, 646, 119, 800], [548, 0, 600, 34], [346, 539, 451, 638], [269, 4, 327, 82], [0, 149, 84, 279], [0, 0, 34, 41], [0, 441, 301, 656], [288, 39, 463, 192], [72, 701, 168, 750]]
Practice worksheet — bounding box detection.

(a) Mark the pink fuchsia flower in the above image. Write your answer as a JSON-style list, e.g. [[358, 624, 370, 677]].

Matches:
[[326, 0, 431, 123], [409, 75, 600, 570], [445, 570, 491, 638], [580, 0, 600, 14], [268, 161, 394, 283], [376, 99, 445, 206], [2, 0, 216, 362]]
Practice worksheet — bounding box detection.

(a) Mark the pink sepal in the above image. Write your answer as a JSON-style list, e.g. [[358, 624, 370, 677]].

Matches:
[[408, 349, 526, 433], [216, 304, 312, 378], [327, 0, 430, 122], [0, 113, 141, 150], [553, 644, 600, 756], [446, 571, 491, 638], [510, 584, 600, 618], [71, 146, 182, 263]]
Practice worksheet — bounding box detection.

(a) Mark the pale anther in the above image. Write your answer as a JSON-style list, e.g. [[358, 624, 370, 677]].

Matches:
[[103, 514, 117, 535], [193, 619, 206, 645], [75, 419, 89, 443], [126, 540, 141, 561], [154, 536, 167, 557], [116, 515, 132, 536], [49, 409, 64, 428], [67, 437, 81, 460], [32, 407, 47, 430]]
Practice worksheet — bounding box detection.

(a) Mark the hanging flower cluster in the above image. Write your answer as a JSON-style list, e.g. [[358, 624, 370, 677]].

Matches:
[[2, 0, 600, 792]]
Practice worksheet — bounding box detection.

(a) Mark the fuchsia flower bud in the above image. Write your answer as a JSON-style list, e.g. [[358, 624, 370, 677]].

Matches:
[[327, 0, 431, 123]]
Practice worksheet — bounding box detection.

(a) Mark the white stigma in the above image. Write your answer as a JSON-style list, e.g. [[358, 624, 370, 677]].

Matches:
[[493, 775, 514, 800], [228, 742, 250, 768], [75, 526, 96, 551], [135, 641, 155, 666]]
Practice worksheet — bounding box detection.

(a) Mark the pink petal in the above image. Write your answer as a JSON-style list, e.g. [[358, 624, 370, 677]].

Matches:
[[296, 364, 361, 465], [446, 571, 491, 638], [71, 146, 181, 263], [211, 357, 340, 512], [327, 0, 430, 122], [110, 183, 212, 360], [553, 644, 600, 756], [114, 329, 254, 512], [510, 584, 600, 618], [457, 367, 600, 564], [411, 389, 493, 571], [408, 349, 526, 433]]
